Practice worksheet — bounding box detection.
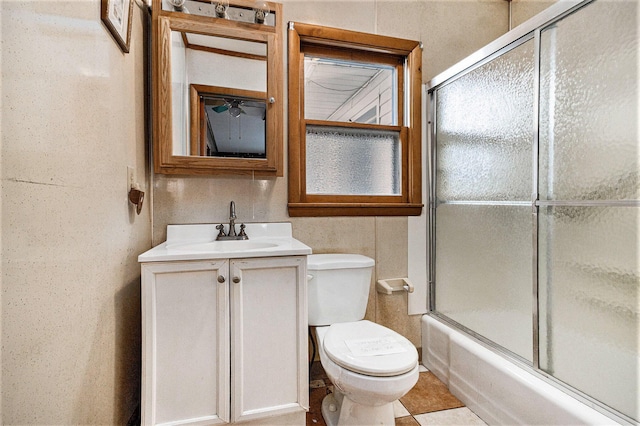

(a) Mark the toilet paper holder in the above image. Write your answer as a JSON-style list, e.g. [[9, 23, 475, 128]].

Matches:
[[376, 278, 414, 295]]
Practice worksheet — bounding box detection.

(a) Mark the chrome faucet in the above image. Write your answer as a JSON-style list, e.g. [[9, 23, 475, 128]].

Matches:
[[228, 201, 237, 237], [216, 201, 249, 240]]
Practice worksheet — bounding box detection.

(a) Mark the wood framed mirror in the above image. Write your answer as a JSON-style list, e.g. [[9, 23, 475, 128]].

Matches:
[[151, 0, 283, 176]]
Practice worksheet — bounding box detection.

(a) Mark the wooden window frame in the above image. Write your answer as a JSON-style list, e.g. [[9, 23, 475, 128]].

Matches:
[[288, 22, 423, 216]]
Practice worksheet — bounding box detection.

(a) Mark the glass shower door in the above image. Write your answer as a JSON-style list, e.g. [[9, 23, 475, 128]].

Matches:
[[433, 39, 535, 362], [430, 0, 639, 421], [538, 1, 639, 419]]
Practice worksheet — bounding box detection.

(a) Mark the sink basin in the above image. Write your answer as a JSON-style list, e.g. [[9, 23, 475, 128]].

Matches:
[[167, 240, 279, 252], [138, 223, 312, 262]]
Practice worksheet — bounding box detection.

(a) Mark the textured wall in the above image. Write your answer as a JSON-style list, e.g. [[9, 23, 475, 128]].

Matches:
[[512, 0, 559, 29], [1, 0, 150, 423]]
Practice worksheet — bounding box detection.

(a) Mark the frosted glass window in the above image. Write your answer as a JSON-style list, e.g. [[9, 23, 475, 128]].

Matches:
[[306, 126, 400, 195], [538, 206, 640, 419], [435, 39, 534, 202], [539, 1, 639, 201], [435, 204, 533, 361]]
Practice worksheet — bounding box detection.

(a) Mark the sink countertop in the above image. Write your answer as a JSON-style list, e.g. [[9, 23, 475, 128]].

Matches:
[[139, 223, 312, 262]]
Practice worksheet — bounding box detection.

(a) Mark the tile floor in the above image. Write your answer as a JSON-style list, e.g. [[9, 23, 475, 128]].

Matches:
[[307, 362, 486, 426]]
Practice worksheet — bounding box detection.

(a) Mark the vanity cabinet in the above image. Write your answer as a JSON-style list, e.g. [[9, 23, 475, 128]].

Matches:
[[141, 256, 308, 425]]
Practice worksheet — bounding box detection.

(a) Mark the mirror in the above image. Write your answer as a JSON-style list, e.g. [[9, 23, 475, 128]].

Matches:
[[151, 0, 283, 175], [170, 31, 267, 157]]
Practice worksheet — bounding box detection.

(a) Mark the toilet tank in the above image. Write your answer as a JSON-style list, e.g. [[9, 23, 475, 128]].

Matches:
[[307, 254, 375, 326]]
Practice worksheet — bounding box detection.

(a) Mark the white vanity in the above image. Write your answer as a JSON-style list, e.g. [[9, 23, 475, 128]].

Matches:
[[138, 223, 311, 425]]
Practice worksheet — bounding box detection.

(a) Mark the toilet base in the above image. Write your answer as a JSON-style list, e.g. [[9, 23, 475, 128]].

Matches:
[[321, 389, 395, 426]]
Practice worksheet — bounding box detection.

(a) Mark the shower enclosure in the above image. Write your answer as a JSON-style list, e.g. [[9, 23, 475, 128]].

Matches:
[[427, 0, 638, 422]]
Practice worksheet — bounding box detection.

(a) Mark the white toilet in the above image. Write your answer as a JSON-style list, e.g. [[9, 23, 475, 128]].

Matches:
[[307, 254, 419, 426]]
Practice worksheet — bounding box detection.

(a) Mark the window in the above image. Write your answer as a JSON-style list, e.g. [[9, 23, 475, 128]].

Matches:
[[287, 22, 423, 216]]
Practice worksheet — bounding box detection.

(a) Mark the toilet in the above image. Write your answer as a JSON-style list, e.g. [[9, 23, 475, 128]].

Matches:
[[307, 254, 419, 426]]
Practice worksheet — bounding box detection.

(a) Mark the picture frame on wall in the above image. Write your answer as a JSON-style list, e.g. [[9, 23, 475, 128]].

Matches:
[[101, 0, 134, 53]]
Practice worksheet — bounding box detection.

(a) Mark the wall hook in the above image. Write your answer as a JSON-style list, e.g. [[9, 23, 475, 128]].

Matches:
[[129, 187, 144, 215]]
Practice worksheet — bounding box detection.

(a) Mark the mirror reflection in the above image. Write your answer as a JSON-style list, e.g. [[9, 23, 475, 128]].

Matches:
[[190, 85, 266, 158], [171, 30, 267, 158]]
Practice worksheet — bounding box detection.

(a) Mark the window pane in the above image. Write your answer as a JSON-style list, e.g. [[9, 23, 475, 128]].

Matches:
[[538, 1, 639, 201], [435, 39, 534, 202], [435, 204, 533, 361], [538, 205, 640, 419], [306, 126, 400, 195], [304, 57, 397, 125]]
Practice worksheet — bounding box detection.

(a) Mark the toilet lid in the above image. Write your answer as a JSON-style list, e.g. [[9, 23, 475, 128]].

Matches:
[[323, 320, 418, 377]]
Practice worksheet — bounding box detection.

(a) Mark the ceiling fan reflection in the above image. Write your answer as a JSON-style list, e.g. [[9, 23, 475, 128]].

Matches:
[[211, 98, 265, 119]]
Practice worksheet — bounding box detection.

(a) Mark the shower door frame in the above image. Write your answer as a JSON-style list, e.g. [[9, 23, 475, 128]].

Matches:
[[426, 0, 637, 423]]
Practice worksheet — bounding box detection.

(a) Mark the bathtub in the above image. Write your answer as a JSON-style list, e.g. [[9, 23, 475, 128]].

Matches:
[[421, 315, 619, 425]]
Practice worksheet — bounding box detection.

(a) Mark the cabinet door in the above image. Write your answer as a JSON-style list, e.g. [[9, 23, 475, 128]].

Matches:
[[142, 260, 230, 425], [230, 256, 308, 423]]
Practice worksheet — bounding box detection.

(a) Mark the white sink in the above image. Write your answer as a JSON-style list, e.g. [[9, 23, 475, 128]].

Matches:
[[167, 240, 279, 252], [138, 223, 312, 262]]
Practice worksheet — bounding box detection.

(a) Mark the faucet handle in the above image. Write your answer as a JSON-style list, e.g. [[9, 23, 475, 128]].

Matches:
[[238, 223, 248, 239], [215, 224, 227, 238]]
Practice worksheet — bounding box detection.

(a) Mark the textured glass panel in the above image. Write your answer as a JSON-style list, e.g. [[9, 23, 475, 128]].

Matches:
[[304, 57, 397, 125], [306, 125, 400, 195], [539, 1, 639, 201], [539, 206, 640, 421], [435, 204, 533, 361], [435, 39, 534, 202]]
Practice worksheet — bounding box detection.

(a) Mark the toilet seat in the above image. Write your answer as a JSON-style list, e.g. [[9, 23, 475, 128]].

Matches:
[[323, 320, 418, 377]]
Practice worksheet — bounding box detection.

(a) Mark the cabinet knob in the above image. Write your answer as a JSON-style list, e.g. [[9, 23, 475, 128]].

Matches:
[[218, 276, 226, 283], [232, 276, 241, 283]]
